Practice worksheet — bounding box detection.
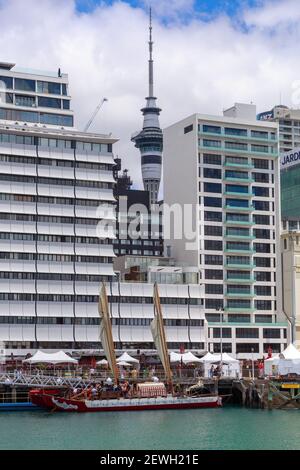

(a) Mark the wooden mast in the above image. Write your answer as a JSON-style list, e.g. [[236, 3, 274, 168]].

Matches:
[[98, 282, 119, 384], [152, 282, 173, 389]]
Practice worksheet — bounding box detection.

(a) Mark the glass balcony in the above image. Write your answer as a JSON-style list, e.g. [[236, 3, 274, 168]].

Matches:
[[198, 130, 278, 143], [225, 262, 256, 269], [225, 291, 255, 298], [224, 161, 254, 169], [225, 276, 255, 283], [224, 205, 255, 212], [224, 176, 254, 184], [225, 233, 256, 240], [224, 248, 255, 254], [224, 191, 253, 198], [225, 219, 253, 226]]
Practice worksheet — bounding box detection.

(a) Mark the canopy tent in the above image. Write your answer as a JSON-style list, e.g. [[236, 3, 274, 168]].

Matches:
[[170, 351, 202, 364], [23, 350, 78, 365], [265, 345, 300, 376], [199, 352, 241, 378], [116, 352, 139, 364], [117, 361, 132, 367], [96, 359, 108, 366], [280, 344, 300, 360]]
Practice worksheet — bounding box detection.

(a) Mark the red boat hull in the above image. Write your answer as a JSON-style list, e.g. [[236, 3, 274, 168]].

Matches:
[[30, 390, 222, 412]]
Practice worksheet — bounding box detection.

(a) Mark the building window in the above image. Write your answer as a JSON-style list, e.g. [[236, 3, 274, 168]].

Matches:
[[228, 314, 251, 323], [205, 284, 223, 295], [255, 286, 272, 296], [225, 128, 247, 136], [213, 328, 231, 338], [204, 182, 222, 193], [203, 168, 222, 179], [253, 172, 269, 183], [203, 139, 221, 148], [38, 97, 61, 109], [15, 78, 35, 92], [204, 226, 223, 237], [203, 153, 222, 165], [236, 328, 259, 338], [236, 344, 259, 353], [213, 343, 232, 353], [204, 240, 223, 251], [205, 270, 223, 280], [252, 186, 269, 197], [263, 329, 280, 339], [252, 158, 269, 169], [184, 124, 193, 134], [204, 197, 222, 208], [205, 299, 224, 309], [204, 211, 222, 222], [255, 300, 272, 310]]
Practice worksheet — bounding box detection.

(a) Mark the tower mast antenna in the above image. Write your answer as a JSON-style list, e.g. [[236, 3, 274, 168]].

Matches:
[[148, 6, 154, 98]]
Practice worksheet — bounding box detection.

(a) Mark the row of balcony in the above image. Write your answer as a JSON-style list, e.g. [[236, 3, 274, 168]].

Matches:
[[199, 144, 278, 157]]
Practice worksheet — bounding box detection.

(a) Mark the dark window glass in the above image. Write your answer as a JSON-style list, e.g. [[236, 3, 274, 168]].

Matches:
[[254, 243, 271, 253], [203, 124, 221, 134], [204, 240, 223, 251], [254, 229, 270, 239], [205, 299, 224, 309], [204, 211, 222, 222], [205, 269, 223, 280], [253, 214, 270, 225], [254, 257, 271, 267], [255, 286, 272, 296], [252, 158, 269, 169], [204, 197, 222, 208], [205, 284, 223, 295], [213, 328, 231, 338], [204, 182, 222, 193], [253, 200, 269, 211], [253, 172, 269, 183], [255, 314, 272, 323], [204, 255, 223, 265], [255, 300, 272, 310], [184, 124, 193, 134], [37, 81, 61, 95], [236, 343, 259, 353], [213, 343, 232, 353], [236, 328, 259, 338], [15, 78, 35, 92], [253, 186, 269, 197], [225, 128, 247, 136], [38, 97, 61, 109], [263, 329, 280, 338], [0, 76, 13, 89], [255, 271, 271, 282], [203, 168, 222, 179], [228, 314, 250, 323], [204, 225, 222, 236], [203, 154, 221, 165], [62, 100, 70, 110]]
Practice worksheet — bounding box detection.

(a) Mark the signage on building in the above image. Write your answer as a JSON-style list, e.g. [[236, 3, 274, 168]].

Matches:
[[280, 147, 300, 170], [257, 109, 274, 121]]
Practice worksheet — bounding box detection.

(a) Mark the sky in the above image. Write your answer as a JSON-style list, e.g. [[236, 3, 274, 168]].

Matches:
[[0, 0, 300, 193]]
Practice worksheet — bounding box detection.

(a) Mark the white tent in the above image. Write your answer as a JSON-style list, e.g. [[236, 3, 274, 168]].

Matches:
[[117, 361, 132, 367], [280, 344, 300, 360], [264, 355, 280, 375], [96, 359, 108, 366], [23, 350, 78, 365], [199, 352, 241, 378], [170, 351, 201, 364], [116, 352, 139, 364]]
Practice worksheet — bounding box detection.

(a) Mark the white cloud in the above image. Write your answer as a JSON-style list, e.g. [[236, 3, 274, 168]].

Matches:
[[0, 0, 300, 192]]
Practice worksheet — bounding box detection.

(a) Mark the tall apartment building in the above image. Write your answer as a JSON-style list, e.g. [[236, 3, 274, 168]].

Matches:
[[0, 62, 117, 356], [164, 103, 289, 358], [257, 105, 300, 153], [113, 161, 163, 257]]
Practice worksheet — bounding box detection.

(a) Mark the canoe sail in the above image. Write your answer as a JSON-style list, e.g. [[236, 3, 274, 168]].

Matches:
[[151, 283, 172, 385], [98, 282, 119, 383]]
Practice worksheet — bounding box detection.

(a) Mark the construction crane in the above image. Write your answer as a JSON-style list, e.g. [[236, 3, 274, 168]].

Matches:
[[83, 97, 108, 132]]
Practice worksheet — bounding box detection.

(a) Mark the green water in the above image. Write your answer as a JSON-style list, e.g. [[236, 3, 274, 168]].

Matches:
[[0, 407, 299, 450]]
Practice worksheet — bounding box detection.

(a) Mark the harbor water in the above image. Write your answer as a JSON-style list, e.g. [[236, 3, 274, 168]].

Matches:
[[0, 407, 299, 450]]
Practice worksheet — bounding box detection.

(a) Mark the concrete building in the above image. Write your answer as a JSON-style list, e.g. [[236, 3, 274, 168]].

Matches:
[[0, 62, 117, 356], [281, 224, 300, 349], [257, 105, 300, 153], [113, 162, 163, 257], [164, 103, 289, 358]]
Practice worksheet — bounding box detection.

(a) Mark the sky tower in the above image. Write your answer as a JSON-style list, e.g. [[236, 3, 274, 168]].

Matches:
[[131, 8, 163, 205]]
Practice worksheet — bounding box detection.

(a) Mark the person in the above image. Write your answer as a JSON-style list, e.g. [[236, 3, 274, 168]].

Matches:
[[258, 360, 264, 378], [210, 365, 215, 378], [91, 385, 98, 400]]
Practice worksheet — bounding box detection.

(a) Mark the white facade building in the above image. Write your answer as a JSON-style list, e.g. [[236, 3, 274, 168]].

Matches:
[[164, 103, 289, 358], [0, 62, 117, 356]]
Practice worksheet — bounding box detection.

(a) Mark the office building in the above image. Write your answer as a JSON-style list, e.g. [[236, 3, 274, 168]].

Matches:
[[164, 103, 289, 358], [0, 62, 117, 356], [113, 161, 163, 257]]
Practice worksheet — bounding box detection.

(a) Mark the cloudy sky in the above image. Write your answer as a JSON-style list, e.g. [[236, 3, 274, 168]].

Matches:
[[0, 0, 299, 193]]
